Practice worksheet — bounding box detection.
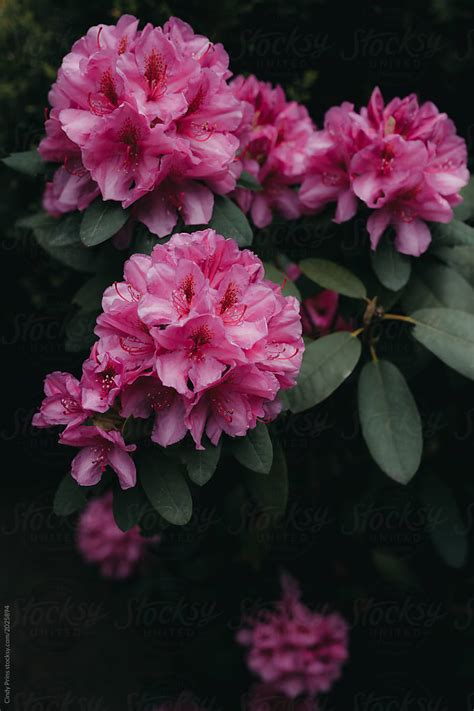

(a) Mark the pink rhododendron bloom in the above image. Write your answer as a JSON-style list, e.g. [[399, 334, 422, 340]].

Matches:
[[237, 573, 349, 700], [33, 229, 303, 485], [76, 491, 153, 579], [32, 372, 88, 429], [300, 87, 469, 256], [230, 75, 316, 228], [39, 16, 246, 236], [61, 425, 137, 489]]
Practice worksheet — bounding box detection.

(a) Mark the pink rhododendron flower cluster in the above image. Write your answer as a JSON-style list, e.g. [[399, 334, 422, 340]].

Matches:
[[33, 229, 304, 489], [76, 491, 153, 579], [237, 573, 349, 701], [39, 16, 245, 237], [300, 87, 469, 256], [231, 75, 316, 228]]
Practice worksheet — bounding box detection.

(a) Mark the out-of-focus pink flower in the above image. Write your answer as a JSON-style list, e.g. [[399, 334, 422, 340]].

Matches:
[[300, 87, 469, 257], [76, 491, 152, 579], [230, 75, 316, 228], [301, 291, 352, 339], [38, 16, 246, 237], [237, 573, 349, 700]]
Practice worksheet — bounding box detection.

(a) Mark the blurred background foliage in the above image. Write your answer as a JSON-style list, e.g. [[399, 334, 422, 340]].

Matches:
[[2, 0, 474, 707]]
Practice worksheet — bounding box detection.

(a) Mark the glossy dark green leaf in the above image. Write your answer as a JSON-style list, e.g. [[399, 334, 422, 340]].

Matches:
[[2, 149, 45, 176], [53, 475, 87, 516], [112, 484, 148, 532], [281, 332, 361, 413], [431, 218, 474, 247], [411, 308, 474, 379], [139, 450, 192, 525], [370, 235, 411, 290], [358, 359, 422, 484], [182, 440, 222, 486], [402, 262, 474, 314], [209, 195, 253, 247], [80, 199, 129, 247], [300, 258, 367, 299], [231, 423, 273, 474]]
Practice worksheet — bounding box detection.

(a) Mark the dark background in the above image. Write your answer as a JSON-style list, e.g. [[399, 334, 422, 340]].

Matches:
[[2, 0, 474, 708]]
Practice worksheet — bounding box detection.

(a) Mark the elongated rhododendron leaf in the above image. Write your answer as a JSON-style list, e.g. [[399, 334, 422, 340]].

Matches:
[[139, 451, 192, 526], [231, 423, 273, 474], [53, 475, 87, 516], [2, 149, 45, 176], [358, 359, 422, 484], [80, 200, 129, 247], [300, 258, 367, 299], [370, 234, 412, 291], [281, 332, 361, 413], [411, 308, 474, 379], [182, 441, 222, 486], [112, 484, 148, 532]]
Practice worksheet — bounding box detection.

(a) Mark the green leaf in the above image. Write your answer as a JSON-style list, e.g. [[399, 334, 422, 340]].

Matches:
[[231, 423, 273, 474], [454, 178, 474, 221], [419, 473, 467, 568], [112, 484, 148, 532], [139, 450, 192, 526], [281, 332, 361, 413], [402, 262, 474, 314], [263, 263, 301, 300], [243, 439, 288, 521], [21, 212, 99, 273], [209, 195, 253, 247], [80, 199, 129, 247], [370, 235, 411, 291], [431, 218, 474, 247], [432, 245, 474, 284], [53, 475, 87, 516], [358, 359, 423, 484], [236, 170, 262, 191], [182, 440, 222, 486], [299, 258, 367, 299], [411, 308, 474, 379], [2, 149, 45, 176]]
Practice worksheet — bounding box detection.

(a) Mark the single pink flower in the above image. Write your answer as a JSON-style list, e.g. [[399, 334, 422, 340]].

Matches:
[[61, 425, 136, 489], [185, 365, 280, 449], [120, 375, 187, 447], [32, 372, 88, 429], [76, 491, 153, 579]]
